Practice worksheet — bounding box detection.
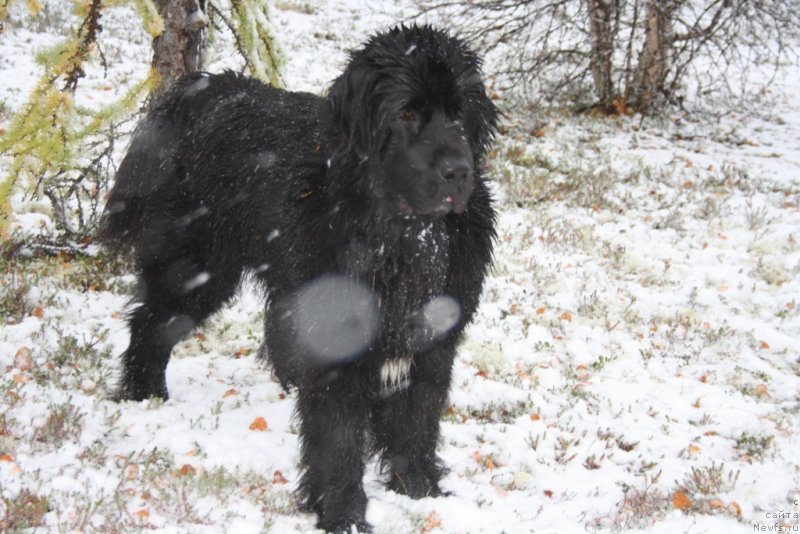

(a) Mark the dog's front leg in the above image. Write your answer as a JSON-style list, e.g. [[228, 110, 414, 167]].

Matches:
[[370, 343, 455, 499], [296, 367, 371, 533]]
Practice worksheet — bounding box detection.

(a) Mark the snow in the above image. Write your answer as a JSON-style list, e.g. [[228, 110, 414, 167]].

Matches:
[[184, 271, 212, 292], [422, 295, 461, 336], [1, 1, 799, 533], [292, 274, 379, 362]]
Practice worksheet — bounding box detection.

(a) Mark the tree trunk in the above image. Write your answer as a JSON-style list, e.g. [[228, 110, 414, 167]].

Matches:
[[151, 0, 208, 100], [586, 0, 617, 110], [627, 0, 675, 112]]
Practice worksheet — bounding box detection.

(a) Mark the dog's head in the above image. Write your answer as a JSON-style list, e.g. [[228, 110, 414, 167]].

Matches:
[[328, 25, 498, 217]]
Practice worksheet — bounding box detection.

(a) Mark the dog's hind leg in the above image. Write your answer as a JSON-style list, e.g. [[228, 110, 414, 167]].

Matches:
[[115, 256, 240, 402]]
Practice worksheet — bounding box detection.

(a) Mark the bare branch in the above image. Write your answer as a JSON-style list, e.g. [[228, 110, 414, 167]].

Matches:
[[417, 0, 799, 113]]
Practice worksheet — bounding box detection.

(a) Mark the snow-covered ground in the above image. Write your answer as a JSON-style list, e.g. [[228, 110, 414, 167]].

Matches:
[[1, 1, 799, 533]]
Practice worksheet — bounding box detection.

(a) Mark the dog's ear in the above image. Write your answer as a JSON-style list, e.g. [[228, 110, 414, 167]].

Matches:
[[459, 71, 500, 163], [328, 59, 381, 160]]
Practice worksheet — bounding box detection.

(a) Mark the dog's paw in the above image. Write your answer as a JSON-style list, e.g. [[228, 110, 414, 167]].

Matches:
[[388, 472, 445, 499], [111, 379, 169, 403], [317, 518, 372, 533]]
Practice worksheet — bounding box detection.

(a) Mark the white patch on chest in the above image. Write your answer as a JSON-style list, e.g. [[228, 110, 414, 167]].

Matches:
[[379, 358, 412, 397]]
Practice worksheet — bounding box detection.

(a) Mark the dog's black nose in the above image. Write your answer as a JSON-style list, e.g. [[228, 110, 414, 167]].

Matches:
[[436, 156, 472, 183]]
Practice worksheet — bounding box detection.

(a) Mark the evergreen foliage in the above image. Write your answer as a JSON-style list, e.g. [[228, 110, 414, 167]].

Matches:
[[0, 0, 286, 241], [225, 0, 286, 88]]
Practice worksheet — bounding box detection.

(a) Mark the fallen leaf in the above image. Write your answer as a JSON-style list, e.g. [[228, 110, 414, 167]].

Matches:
[[673, 491, 692, 510], [420, 511, 442, 533], [33, 307, 43, 318], [273, 470, 289, 484], [535, 307, 545, 315], [125, 464, 139, 480], [223, 388, 238, 398], [0, 454, 13, 462], [543, 489, 554, 498], [530, 413, 541, 421], [759, 341, 770, 350], [708, 499, 725, 509], [249, 417, 268, 431], [729, 501, 742, 516], [179, 464, 196, 476], [561, 310, 573, 322], [485, 457, 495, 470], [612, 96, 630, 116], [755, 384, 770, 398], [134, 509, 149, 519], [515, 366, 530, 379], [14, 347, 32, 371], [687, 444, 701, 456]]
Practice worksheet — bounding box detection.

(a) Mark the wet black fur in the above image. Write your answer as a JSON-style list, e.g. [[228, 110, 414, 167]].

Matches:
[[101, 25, 497, 533]]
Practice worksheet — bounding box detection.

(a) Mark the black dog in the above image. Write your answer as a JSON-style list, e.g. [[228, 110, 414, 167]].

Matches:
[[102, 24, 497, 532]]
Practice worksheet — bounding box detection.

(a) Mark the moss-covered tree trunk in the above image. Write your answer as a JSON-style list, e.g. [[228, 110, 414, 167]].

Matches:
[[151, 0, 208, 98], [626, 0, 676, 112], [587, 0, 617, 111]]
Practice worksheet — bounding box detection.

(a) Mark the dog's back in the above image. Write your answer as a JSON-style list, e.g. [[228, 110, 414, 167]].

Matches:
[[100, 71, 325, 256]]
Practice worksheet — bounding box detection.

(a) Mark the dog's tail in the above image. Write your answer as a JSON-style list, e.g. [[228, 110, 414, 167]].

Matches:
[[98, 77, 201, 254], [98, 119, 174, 253]]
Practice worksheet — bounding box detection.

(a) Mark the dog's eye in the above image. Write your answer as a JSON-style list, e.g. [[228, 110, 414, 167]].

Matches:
[[400, 110, 417, 122]]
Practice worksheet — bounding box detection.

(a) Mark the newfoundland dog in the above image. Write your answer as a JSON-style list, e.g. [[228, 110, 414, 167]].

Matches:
[[102, 24, 498, 532]]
